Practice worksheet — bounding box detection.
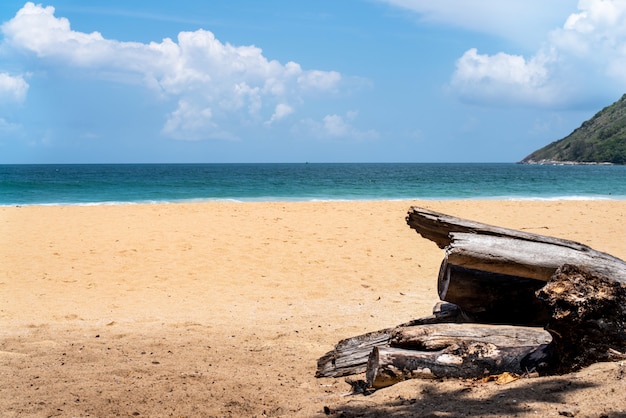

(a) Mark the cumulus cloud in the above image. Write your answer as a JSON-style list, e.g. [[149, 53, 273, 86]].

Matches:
[[300, 111, 379, 141], [265, 103, 294, 125], [0, 2, 342, 139], [450, 48, 560, 107], [551, 0, 626, 84], [448, 0, 626, 108], [0, 72, 28, 103], [162, 100, 214, 141]]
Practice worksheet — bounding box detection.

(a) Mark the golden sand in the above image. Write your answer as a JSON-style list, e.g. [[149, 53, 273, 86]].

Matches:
[[1, 200, 625, 416]]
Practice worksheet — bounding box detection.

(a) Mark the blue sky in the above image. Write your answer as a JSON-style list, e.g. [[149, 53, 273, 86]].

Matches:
[[0, 1, 625, 163]]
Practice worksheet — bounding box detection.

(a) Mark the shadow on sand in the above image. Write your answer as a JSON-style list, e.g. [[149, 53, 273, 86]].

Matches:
[[320, 377, 619, 418]]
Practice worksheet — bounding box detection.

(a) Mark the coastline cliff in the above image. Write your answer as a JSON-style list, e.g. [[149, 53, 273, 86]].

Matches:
[[520, 94, 626, 165]]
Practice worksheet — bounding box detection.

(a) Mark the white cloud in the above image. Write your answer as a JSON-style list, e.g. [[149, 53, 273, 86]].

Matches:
[[265, 103, 294, 125], [450, 48, 560, 107], [323, 114, 351, 137], [298, 70, 342, 91], [1, 2, 343, 140], [300, 111, 379, 141], [448, 0, 626, 108], [0, 72, 28, 103], [162, 100, 237, 141], [379, 0, 575, 47], [550, 0, 626, 84]]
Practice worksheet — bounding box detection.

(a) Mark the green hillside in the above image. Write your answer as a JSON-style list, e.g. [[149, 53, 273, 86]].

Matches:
[[520, 94, 626, 164]]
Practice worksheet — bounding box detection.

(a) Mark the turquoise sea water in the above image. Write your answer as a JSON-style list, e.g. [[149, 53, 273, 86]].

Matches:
[[1, 163, 626, 205]]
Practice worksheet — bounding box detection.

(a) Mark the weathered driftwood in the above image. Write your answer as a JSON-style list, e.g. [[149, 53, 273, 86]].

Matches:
[[406, 207, 626, 280], [443, 232, 626, 282], [389, 323, 551, 351], [408, 206, 626, 373], [367, 325, 551, 389], [406, 207, 600, 252], [316, 303, 473, 378], [409, 207, 626, 326], [317, 207, 626, 388], [537, 264, 626, 373], [438, 263, 550, 326], [315, 329, 392, 378], [315, 315, 551, 379], [366, 345, 546, 388]]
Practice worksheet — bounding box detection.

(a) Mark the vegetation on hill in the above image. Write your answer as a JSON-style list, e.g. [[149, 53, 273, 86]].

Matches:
[[520, 94, 626, 164]]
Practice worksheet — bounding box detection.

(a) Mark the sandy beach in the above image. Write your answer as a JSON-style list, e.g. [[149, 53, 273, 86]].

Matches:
[[1, 200, 625, 417]]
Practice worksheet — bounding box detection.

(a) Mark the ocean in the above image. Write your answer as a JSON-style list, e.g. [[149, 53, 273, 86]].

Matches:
[[1, 163, 626, 205]]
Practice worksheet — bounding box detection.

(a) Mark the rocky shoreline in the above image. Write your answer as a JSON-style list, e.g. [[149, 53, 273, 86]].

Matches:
[[518, 159, 615, 165]]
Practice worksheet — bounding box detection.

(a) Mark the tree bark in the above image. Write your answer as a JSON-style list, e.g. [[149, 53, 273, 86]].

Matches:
[[407, 206, 626, 280], [389, 323, 551, 351], [367, 341, 550, 388], [315, 321, 552, 379], [537, 264, 626, 373], [444, 232, 626, 282], [316, 329, 392, 378], [405, 206, 595, 251], [316, 303, 476, 378]]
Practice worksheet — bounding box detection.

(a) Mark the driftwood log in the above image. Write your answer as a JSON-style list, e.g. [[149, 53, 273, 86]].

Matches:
[[440, 231, 626, 283], [406, 207, 612, 253], [407, 207, 626, 327], [368, 321, 552, 388], [316, 207, 626, 387], [438, 264, 550, 325], [538, 264, 626, 373], [389, 323, 551, 351], [408, 207, 626, 372], [316, 329, 392, 378], [315, 302, 472, 378]]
